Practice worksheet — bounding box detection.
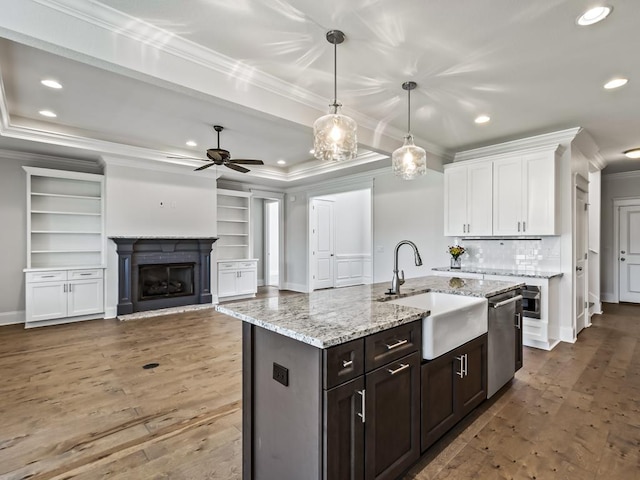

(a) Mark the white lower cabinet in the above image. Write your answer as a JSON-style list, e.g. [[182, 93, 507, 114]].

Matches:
[[25, 269, 104, 327], [218, 260, 257, 299]]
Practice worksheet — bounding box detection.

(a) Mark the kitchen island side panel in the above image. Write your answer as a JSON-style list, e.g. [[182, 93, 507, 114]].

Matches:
[[252, 325, 323, 480]]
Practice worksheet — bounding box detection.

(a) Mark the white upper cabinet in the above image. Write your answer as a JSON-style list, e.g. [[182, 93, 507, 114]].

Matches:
[[444, 162, 492, 236], [493, 151, 558, 236]]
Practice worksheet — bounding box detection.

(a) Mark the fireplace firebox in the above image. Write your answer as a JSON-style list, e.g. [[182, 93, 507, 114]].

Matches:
[[111, 237, 217, 315]]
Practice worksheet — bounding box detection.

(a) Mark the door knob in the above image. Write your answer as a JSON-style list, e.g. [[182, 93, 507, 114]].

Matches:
[[621, 250, 626, 254], [621, 258, 626, 262], [576, 266, 583, 271]]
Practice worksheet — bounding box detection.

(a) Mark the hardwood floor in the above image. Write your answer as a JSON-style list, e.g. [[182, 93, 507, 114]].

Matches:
[[0, 297, 638, 479]]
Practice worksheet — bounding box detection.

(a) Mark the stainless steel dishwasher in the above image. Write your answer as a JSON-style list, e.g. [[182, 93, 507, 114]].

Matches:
[[487, 290, 523, 398]]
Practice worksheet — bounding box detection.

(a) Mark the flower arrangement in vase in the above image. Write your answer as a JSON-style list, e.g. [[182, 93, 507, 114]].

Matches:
[[448, 245, 465, 269]]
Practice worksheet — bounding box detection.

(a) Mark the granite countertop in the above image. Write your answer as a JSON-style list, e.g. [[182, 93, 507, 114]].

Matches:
[[432, 267, 563, 279], [215, 275, 524, 349]]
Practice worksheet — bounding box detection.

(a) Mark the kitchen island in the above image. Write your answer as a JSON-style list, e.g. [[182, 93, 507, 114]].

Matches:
[[216, 275, 523, 480]]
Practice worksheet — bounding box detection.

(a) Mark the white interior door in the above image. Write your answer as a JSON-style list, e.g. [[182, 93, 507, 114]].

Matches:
[[311, 198, 334, 290], [575, 186, 588, 333], [619, 205, 640, 303]]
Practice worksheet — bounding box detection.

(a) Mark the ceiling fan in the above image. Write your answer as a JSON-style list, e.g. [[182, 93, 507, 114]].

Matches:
[[174, 125, 264, 173]]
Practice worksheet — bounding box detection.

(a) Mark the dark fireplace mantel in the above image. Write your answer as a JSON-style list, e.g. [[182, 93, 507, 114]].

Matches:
[[111, 237, 217, 315]]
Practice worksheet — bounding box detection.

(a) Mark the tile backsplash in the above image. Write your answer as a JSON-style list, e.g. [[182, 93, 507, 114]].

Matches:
[[454, 238, 561, 272]]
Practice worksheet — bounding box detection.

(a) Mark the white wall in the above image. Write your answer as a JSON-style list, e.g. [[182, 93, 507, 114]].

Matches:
[[284, 167, 448, 292], [373, 170, 448, 283], [104, 161, 217, 237], [0, 153, 100, 324], [601, 171, 640, 301]]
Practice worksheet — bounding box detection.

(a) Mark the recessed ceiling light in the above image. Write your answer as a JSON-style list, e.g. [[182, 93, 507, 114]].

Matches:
[[624, 148, 640, 159], [186, 140, 197, 147], [39, 110, 57, 118], [576, 6, 612, 26], [41, 79, 62, 89], [277, 160, 286, 165], [474, 115, 491, 124], [604, 78, 628, 89]]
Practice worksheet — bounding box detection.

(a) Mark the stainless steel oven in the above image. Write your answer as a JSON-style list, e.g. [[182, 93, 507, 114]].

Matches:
[[522, 285, 541, 319]]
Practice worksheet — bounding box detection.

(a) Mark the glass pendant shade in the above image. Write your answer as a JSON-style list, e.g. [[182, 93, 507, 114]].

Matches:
[[313, 104, 358, 161], [393, 81, 427, 180], [313, 30, 358, 162], [392, 134, 427, 180]]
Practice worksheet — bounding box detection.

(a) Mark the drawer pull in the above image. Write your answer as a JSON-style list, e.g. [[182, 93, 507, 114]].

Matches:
[[387, 363, 410, 375], [342, 360, 353, 368], [41, 275, 55, 278], [79, 273, 93, 276], [384, 339, 408, 350]]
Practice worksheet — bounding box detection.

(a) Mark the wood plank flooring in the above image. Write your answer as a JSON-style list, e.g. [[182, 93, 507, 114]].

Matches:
[[1, 297, 638, 479]]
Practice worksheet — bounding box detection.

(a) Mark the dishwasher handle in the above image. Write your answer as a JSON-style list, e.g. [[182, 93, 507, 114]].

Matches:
[[490, 295, 523, 309]]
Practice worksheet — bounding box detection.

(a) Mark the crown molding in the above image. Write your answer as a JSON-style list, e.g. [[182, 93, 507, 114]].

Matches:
[[99, 154, 222, 178], [0, 147, 101, 171], [454, 127, 582, 162]]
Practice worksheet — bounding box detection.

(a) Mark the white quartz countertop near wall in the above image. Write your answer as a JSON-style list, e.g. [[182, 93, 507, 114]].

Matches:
[[215, 275, 524, 348], [432, 267, 563, 279]]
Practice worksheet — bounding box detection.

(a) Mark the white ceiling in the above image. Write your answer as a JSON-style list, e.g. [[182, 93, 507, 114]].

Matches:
[[0, 0, 639, 184]]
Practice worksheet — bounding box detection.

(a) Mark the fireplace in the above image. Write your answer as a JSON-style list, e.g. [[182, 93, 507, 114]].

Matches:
[[139, 263, 195, 300], [111, 237, 217, 315]]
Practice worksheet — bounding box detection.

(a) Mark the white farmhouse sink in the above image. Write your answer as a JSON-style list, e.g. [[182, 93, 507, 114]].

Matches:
[[389, 292, 488, 360]]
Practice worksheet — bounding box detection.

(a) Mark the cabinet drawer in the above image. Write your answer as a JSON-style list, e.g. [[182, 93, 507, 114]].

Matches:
[[68, 269, 103, 280], [365, 321, 422, 372], [323, 338, 364, 389], [238, 261, 256, 269], [26, 271, 66, 283], [218, 262, 238, 270]]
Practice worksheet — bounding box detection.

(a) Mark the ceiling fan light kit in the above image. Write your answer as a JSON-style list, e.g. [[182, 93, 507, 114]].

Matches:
[[313, 30, 358, 162], [392, 81, 427, 180]]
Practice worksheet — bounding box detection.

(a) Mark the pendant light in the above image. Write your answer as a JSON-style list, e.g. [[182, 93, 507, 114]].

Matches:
[[392, 81, 427, 180], [313, 30, 358, 162]]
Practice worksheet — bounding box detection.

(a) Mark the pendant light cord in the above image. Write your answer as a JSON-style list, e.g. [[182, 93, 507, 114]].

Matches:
[[407, 88, 411, 134], [333, 41, 338, 107]]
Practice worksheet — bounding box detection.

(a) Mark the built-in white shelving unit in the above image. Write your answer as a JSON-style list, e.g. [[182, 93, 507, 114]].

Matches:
[[216, 189, 257, 300], [23, 167, 106, 327]]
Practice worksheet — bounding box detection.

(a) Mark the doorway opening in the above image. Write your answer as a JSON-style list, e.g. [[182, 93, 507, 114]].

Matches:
[[251, 190, 285, 291], [265, 200, 280, 287], [309, 188, 373, 292]]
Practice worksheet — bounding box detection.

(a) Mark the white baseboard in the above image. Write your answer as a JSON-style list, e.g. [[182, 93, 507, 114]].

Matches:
[[601, 292, 616, 303], [559, 326, 576, 344], [0, 310, 25, 326], [283, 282, 308, 293], [104, 306, 118, 319], [257, 279, 265, 287]]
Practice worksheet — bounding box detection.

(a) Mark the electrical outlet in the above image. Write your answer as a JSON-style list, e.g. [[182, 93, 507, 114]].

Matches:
[[273, 362, 289, 386]]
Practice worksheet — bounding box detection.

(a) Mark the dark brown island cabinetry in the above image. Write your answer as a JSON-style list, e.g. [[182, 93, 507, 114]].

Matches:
[[421, 334, 487, 451], [243, 321, 421, 480]]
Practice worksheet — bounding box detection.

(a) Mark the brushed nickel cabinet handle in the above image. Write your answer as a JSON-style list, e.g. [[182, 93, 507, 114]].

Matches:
[[357, 390, 365, 423], [387, 363, 410, 375], [455, 356, 464, 377], [342, 360, 353, 368], [385, 339, 408, 350]]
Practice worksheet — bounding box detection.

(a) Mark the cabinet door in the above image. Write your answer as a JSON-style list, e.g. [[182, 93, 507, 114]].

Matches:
[[421, 351, 458, 451], [444, 166, 468, 237], [218, 270, 238, 297], [26, 281, 67, 321], [457, 335, 487, 418], [324, 376, 365, 480], [467, 162, 493, 236], [493, 157, 523, 236], [522, 152, 557, 235], [67, 279, 104, 317], [237, 269, 257, 295], [364, 352, 420, 480]]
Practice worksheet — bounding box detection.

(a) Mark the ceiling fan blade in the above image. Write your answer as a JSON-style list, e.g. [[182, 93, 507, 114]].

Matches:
[[225, 163, 250, 174], [229, 159, 264, 165], [206, 149, 223, 161], [194, 162, 216, 171]]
